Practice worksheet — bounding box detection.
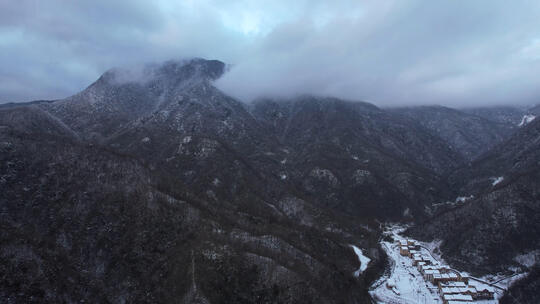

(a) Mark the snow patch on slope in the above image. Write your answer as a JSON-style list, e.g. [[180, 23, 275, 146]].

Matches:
[[492, 176, 504, 186], [351, 245, 371, 277], [514, 250, 540, 268], [455, 195, 474, 203], [518, 114, 536, 127]]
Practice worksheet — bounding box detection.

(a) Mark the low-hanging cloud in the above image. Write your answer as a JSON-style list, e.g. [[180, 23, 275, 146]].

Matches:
[[216, 1, 540, 107], [2, 0, 540, 107]]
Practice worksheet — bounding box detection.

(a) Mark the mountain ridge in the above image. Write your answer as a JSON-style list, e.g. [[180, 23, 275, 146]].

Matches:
[[2, 57, 540, 303]]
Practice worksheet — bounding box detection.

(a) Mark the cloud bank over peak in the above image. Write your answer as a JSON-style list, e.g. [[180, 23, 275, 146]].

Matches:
[[215, 1, 540, 107], [2, 0, 540, 107]]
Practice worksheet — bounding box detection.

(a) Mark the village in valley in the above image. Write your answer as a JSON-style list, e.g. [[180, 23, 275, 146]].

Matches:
[[396, 238, 494, 303], [369, 225, 514, 304]]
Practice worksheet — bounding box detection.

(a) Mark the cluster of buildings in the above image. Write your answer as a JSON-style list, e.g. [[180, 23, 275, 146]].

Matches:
[[397, 239, 495, 303]]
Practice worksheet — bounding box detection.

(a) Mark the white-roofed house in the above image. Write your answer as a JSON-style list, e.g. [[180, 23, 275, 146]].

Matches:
[[424, 269, 440, 283], [412, 254, 424, 266], [399, 245, 409, 256], [442, 293, 473, 303], [470, 285, 495, 300]]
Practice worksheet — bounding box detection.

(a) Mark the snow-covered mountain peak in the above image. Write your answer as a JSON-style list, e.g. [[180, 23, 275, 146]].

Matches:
[[97, 58, 225, 87]]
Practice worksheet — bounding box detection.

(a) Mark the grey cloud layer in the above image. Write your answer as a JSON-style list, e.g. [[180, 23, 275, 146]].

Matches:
[[1, 0, 540, 107], [216, 1, 540, 107]]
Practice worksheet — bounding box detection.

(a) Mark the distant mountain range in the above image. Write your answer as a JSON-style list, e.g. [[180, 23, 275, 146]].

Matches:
[[1, 58, 539, 303]]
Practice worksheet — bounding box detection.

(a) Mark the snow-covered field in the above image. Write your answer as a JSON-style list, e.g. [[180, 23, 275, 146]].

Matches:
[[369, 225, 514, 304], [369, 227, 442, 304]]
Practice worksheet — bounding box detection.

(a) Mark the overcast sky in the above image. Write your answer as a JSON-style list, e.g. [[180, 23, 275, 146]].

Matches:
[[1, 0, 540, 107]]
